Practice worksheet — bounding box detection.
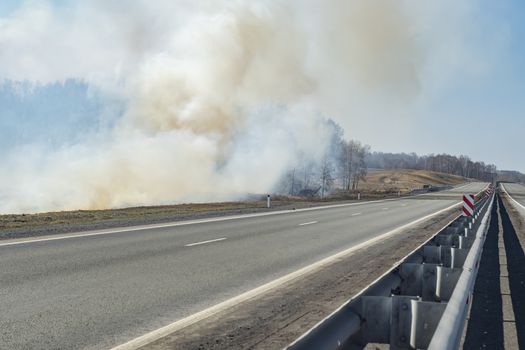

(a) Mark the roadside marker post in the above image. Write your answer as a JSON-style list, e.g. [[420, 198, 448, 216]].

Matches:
[[267, 194, 271, 209], [463, 194, 475, 217]]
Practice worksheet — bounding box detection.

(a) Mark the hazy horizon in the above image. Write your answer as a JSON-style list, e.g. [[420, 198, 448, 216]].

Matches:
[[1, 0, 524, 213]]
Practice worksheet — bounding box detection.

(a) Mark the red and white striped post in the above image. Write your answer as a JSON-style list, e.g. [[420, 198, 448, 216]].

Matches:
[[463, 194, 475, 217]]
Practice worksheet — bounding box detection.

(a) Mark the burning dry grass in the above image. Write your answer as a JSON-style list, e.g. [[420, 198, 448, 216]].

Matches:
[[0, 170, 467, 233]]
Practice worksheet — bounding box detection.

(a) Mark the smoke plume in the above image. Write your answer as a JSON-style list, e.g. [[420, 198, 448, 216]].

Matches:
[[0, 0, 427, 213]]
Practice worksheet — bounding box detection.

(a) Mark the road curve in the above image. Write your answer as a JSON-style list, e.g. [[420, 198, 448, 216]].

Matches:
[[0, 182, 487, 349], [501, 183, 525, 209], [501, 183, 525, 222]]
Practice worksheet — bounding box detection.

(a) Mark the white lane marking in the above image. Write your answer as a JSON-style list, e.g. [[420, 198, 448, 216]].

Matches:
[[110, 201, 464, 350], [185, 238, 227, 247], [382, 208, 389, 210], [401, 204, 407, 207], [351, 213, 362, 216], [0, 182, 488, 248], [0, 199, 408, 247], [299, 221, 318, 226]]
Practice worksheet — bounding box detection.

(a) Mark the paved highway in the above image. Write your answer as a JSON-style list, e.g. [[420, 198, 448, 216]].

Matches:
[[0, 182, 486, 349], [502, 183, 525, 210]]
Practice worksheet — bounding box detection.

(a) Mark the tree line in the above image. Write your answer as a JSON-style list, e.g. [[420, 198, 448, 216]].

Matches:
[[366, 152, 497, 182], [277, 119, 498, 197]]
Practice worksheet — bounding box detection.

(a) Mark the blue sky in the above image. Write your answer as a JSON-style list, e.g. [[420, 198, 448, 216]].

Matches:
[[0, 0, 21, 15], [0, 0, 67, 14], [1, 0, 524, 172], [407, 0, 525, 172]]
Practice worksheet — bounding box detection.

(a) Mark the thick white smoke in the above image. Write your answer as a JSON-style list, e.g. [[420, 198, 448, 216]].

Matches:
[[0, 0, 457, 213]]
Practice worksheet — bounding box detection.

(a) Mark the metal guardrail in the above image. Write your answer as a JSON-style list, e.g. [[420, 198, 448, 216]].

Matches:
[[287, 193, 494, 350]]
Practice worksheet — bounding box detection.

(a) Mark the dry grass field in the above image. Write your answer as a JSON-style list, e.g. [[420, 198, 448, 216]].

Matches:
[[359, 169, 466, 193], [0, 170, 468, 234]]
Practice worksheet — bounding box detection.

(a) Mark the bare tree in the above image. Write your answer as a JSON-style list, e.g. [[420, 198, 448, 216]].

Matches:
[[289, 168, 296, 195], [352, 144, 370, 190], [339, 140, 356, 191], [320, 155, 334, 198]]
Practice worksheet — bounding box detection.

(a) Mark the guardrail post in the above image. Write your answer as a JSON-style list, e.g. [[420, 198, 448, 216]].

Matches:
[[362, 296, 391, 343], [435, 266, 462, 301], [423, 246, 442, 264], [410, 300, 447, 349], [390, 296, 417, 349]]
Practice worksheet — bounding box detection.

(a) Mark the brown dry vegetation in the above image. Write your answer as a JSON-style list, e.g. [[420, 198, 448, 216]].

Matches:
[[0, 170, 468, 234], [358, 169, 466, 193], [0, 201, 277, 230]]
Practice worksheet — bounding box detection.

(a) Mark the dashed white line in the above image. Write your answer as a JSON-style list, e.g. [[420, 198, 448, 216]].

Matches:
[[185, 237, 227, 247], [351, 213, 362, 216], [0, 197, 414, 248], [0, 182, 484, 248], [401, 204, 407, 207], [299, 221, 318, 226], [382, 208, 389, 210], [111, 201, 464, 350]]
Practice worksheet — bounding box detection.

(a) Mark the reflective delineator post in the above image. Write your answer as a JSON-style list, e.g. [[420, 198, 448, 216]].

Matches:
[[267, 194, 271, 208], [463, 194, 475, 217]]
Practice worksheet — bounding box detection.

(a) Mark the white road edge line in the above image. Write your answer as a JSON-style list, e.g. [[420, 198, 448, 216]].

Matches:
[[185, 238, 227, 247], [110, 200, 464, 350], [0, 199, 408, 248], [351, 213, 362, 216], [0, 182, 480, 248], [289, 212, 466, 348], [299, 221, 318, 226], [501, 183, 525, 211]]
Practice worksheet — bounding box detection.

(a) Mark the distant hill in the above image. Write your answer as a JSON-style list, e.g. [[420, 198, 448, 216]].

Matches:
[[358, 169, 467, 193], [498, 170, 525, 183]]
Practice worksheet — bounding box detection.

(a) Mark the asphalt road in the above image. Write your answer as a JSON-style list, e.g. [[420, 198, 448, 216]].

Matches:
[[0, 182, 486, 350], [502, 183, 525, 210]]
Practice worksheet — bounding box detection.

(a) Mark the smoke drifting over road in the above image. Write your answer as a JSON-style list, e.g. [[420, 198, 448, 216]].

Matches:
[[0, 1, 431, 213]]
